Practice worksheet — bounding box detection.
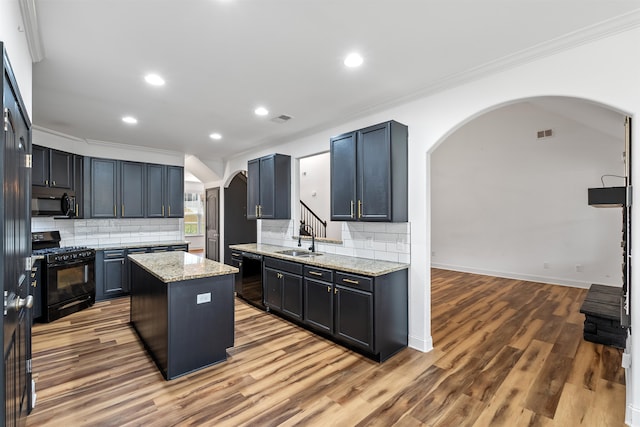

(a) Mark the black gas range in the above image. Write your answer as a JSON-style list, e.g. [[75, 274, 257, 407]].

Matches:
[[32, 231, 96, 322]]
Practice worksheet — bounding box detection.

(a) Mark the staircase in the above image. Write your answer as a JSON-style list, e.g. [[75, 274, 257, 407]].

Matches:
[[300, 200, 327, 238]]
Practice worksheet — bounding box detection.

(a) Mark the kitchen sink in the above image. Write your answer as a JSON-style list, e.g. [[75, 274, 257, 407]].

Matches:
[[277, 249, 322, 257]]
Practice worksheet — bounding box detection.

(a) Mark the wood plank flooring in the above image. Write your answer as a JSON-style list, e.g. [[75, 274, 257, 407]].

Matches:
[[26, 269, 626, 426]]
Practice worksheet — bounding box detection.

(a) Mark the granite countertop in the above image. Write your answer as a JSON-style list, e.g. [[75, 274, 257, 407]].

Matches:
[[229, 243, 409, 277], [91, 240, 190, 251], [129, 252, 238, 283]]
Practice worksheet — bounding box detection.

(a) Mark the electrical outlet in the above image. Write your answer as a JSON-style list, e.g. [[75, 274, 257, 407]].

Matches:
[[543, 262, 549, 269], [431, 251, 436, 257], [575, 264, 583, 273]]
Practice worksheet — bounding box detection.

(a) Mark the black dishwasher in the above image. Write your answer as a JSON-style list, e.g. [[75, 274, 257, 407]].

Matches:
[[235, 252, 264, 310]]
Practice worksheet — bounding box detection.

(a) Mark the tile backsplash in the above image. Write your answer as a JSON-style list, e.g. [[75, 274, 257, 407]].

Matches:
[[260, 220, 410, 263], [31, 217, 184, 247]]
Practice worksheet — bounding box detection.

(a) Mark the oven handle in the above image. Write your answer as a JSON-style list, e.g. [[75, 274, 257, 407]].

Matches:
[[58, 296, 92, 311], [47, 257, 95, 268]]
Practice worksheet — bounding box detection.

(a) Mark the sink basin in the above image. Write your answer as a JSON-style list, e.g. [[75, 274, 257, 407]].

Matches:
[[277, 249, 322, 257]]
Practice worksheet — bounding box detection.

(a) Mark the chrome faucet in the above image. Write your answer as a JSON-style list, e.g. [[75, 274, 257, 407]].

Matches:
[[298, 223, 315, 253]]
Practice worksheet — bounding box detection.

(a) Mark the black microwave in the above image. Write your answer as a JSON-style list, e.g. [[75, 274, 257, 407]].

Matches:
[[32, 193, 76, 217]]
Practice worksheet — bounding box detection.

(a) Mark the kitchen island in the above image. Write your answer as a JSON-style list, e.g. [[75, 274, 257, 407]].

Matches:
[[129, 251, 238, 380]]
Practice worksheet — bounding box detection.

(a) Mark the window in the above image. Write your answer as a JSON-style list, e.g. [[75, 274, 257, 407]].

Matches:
[[184, 192, 204, 235]]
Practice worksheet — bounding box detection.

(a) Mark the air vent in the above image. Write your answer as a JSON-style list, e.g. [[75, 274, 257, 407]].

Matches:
[[537, 129, 553, 139], [271, 114, 293, 124]]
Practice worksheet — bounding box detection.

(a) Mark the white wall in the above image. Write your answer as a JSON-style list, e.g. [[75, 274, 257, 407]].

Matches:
[[431, 101, 625, 288], [1, 0, 33, 117], [221, 25, 640, 423], [299, 152, 341, 240]]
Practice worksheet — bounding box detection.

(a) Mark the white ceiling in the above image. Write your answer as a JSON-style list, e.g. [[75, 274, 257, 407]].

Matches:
[[31, 1, 640, 163]]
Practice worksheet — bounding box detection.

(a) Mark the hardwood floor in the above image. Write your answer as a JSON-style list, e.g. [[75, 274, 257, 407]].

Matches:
[[26, 269, 626, 426]]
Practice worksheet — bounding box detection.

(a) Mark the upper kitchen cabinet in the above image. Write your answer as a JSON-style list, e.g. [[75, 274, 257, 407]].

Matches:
[[120, 161, 145, 218], [91, 158, 118, 218], [247, 154, 291, 220], [330, 120, 408, 222], [166, 165, 184, 218], [146, 164, 184, 218], [32, 145, 73, 191]]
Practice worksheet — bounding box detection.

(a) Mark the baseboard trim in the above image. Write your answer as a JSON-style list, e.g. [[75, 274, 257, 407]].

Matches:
[[430, 263, 599, 289], [409, 335, 433, 353]]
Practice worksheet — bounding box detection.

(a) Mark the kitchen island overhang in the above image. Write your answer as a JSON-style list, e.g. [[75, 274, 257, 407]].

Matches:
[[129, 251, 238, 380]]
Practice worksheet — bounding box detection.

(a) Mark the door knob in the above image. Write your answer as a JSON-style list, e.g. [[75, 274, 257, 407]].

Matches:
[[16, 295, 34, 309]]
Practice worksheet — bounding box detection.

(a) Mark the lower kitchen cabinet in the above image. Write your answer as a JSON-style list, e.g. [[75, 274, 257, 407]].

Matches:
[[95, 244, 188, 301], [263, 257, 303, 321], [263, 257, 408, 362]]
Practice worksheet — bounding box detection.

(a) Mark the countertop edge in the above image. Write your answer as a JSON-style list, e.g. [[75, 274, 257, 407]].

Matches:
[[129, 253, 238, 283]]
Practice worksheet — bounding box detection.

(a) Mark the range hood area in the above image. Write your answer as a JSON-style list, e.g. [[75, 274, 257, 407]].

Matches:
[[587, 186, 629, 208]]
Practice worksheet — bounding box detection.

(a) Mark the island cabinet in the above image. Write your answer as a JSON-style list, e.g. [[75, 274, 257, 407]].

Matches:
[[247, 154, 291, 220], [263, 257, 303, 321], [330, 120, 408, 222], [304, 266, 407, 362], [129, 252, 238, 380]]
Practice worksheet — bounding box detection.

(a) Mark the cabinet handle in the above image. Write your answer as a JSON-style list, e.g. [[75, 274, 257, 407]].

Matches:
[[350, 200, 355, 218], [122, 204, 125, 217], [277, 273, 283, 279], [114, 205, 116, 217], [334, 288, 338, 294], [45, 179, 49, 186], [258, 205, 262, 217], [308, 271, 323, 277], [231, 253, 241, 257], [343, 278, 360, 285], [255, 205, 258, 217], [52, 180, 56, 186], [168, 205, 171, 216], [358, 200, 362, 219], [239, 262, 242, 267], [31, 280, 37, 287], [75, 204, 79, 217], [162, 205, 165, 216], [327, 286, 331, 293]]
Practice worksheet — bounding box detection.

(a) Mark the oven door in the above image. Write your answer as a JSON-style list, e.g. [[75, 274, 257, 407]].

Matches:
[[45, 259, 95, 308]]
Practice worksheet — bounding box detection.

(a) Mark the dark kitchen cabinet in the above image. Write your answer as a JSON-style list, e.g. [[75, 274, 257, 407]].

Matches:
[[263, 257, 303, 320], [146, 164, 184, 218], [334, 283, 373, 352], [247, 154, 290, 219], [167, 165, 184, 218], [303, 266, 334, 334], [121, 161, 145, 218], [330, 120, 408, 222], [73, 155, 84, 218], [32, 145, 73, 190], [91, 158, 118, 218]]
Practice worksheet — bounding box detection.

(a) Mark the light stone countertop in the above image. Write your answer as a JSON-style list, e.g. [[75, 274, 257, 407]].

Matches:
[[129, 251, 238, 283], [229, 243, 409, 277]]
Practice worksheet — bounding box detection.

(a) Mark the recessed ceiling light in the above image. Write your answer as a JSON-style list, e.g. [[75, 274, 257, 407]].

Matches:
[[144, 73, 165, 86], [254, 107, 269, 116], [209, 133, 222, 140], [344, 52, 364, 68], [122, 116, 138, 124]]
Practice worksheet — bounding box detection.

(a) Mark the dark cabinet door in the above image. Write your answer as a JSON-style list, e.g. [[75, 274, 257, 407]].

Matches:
[[303, 278, 333, 333], [330, 131, 357, 221], [146, 163, 165, 217], [121, 161, 145, 218], [49, 149, 73, 189], [258, 155, 276, 219], [246, 158, 260, 219], [334, 285, 373, 352], [263, 267, 282, 311], [103, 255, 126, 296], [166, 166, 184, 218], [32, 145, 49, 187], [91, 158, 118, 218], [281, 273, 303, 320], [73, 155, 83, 218], [357, 123, 391, 221]]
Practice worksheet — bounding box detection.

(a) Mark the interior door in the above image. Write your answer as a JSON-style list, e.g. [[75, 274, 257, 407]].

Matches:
[[206, 188, 220, 261], [3, 53, 32, 427]]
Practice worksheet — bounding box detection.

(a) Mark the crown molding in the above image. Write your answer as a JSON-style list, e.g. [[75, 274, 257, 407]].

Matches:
[[18, 0, 44, 62]]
